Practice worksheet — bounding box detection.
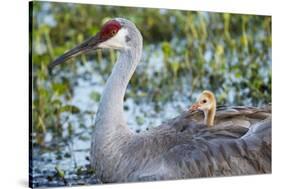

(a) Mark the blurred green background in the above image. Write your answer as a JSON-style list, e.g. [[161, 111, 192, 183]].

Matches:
[[30, 1, 271, 187]]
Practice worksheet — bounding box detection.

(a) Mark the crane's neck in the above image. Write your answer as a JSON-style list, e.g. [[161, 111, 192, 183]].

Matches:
[[204, 104, 216, 127], [95, 44, 142, 135]]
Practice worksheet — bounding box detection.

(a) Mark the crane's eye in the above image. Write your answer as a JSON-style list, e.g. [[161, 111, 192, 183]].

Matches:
[[202, 99, 207, 104], [111, 30, 117, 36]]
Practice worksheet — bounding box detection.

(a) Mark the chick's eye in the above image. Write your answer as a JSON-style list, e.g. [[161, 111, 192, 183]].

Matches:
[[202, 99, 207, 103]]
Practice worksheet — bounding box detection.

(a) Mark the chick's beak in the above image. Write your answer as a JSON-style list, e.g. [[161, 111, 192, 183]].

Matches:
[[189, 102, 200, 112], [48, 32, 102, 70]]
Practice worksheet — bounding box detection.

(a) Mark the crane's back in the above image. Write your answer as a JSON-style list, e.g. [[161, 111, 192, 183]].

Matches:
[[92, 105, 271, 183]]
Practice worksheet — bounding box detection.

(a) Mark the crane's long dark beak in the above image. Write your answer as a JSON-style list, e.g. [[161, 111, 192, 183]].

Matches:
[[48, 32, 102, 70]]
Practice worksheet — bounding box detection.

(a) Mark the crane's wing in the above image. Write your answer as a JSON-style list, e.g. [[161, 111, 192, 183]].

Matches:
[[166, 104, 271, 131], [134, 105, 271, 180], [161, 118, 271, 179]]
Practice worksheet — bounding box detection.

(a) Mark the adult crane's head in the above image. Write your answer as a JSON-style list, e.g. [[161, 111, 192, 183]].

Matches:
[[49, 18, 142, 69]]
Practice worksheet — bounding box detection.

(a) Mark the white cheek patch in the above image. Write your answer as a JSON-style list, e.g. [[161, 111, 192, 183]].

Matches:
[[98, 28, 129, 49]]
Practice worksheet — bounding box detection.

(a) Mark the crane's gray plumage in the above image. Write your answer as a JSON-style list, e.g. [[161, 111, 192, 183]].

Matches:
[[50, 18, 271, 183], [91, 105, 271, 183]]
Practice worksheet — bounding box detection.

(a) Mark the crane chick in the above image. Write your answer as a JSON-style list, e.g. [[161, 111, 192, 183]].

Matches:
[[190, 90, 216, 127]]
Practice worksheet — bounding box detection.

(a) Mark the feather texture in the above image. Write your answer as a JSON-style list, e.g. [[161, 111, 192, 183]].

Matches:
[[92, 105, 271, 182]]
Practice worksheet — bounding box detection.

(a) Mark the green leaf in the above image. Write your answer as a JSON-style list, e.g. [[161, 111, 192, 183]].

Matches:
[[51, 99, 62, 108], [235, 72, 242, 78], [60, 105, 80, 114], [162, 41, 172, 57], [216, 44, 224, 56], [136, 116, 145, 125], [55, 166, 65, 178], [67, 123, 73, 136], [90, 91, 101, 102], [38, 87, 48, 98], [52, 83, 68, 95], [171, 61, 180, 76]]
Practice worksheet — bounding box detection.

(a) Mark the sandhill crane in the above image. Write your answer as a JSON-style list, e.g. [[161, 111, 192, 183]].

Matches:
[[189, 90, 216, 127], [49, 18, 271, 183]]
